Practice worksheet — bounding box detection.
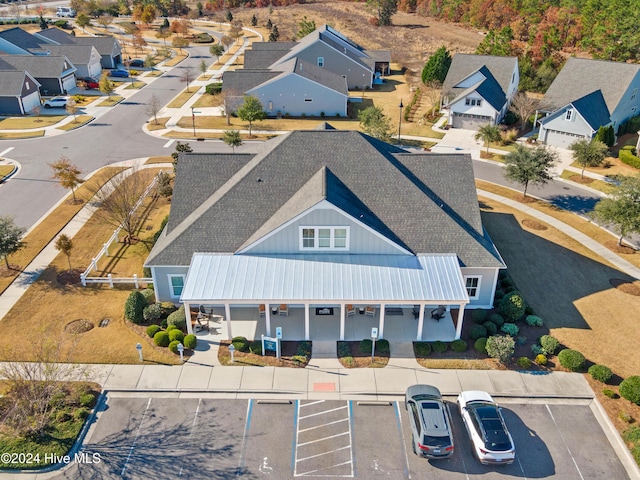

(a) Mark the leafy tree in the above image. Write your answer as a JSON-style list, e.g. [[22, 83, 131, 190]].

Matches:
[[172, 36, 189, 54], [421, 46, 452, 84], [156, 26, 171, 47], [99, 72, 114, 97], [0, 216, 25, 270], [569, 139, 608, 178], [49, 156, 83, 203], [476, 27, 514, 56], [367, 0, 398, 26], [199, 59, 207, 78], [475, 124, 501, 153], [66, 98, 78, 123], [209, 43, 224, 63], [180, 66, 196, 92], [76, 13, 91, 30], [226, 9, 233, 22], [96, 14, 113, 31], [590, 174, 640, 246], [269, 25, 280, 42], [358, 106, 393, 141], [55, 234, 73, 270], [140, 4, 156, 25], [171, 141, 193, 172], [503, 144, 558, 197], [237, 95, 266, 137], [297, 16, 316, 39], [510, 92, 540, 129], [251, 14, 258, 27], [223, 129, 243, 152], [221, 35, 233, 49]]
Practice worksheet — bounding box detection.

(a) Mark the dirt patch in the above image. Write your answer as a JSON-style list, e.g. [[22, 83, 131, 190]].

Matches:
[[0, 265, 20, 277], [337, 341, 389, 368], [568, 174, 594, 184], [610, 278, 640, 296], [218, 340, 310, 367], [57, 268, 82, 285], [64, 319, 95, 334], [605, 240, 637, 255], [521, 219, 548, 231]]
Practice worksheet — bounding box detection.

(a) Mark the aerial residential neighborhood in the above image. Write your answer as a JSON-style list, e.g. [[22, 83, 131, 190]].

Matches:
[[0, 0, 639, 478]]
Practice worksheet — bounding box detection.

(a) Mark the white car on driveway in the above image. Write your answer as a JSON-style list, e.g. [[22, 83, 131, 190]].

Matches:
[[43, 97, 69, 109], [457, 390, 515, 465]]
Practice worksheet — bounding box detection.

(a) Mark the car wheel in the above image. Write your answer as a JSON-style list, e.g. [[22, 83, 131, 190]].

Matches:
[[44, 104, 50, 109], [412, 440, 416, 455]]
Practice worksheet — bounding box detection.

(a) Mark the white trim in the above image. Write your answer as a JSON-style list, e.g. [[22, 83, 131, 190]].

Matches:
[[464, 275, 481, 300], [168, 274, 185, 299], [299, 226, 350, 251]]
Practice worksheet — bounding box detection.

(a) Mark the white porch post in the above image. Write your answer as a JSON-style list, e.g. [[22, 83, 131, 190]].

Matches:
[[265, 303, 271, 337], [304, 304, 310, 341], [416, 304, 425, 341], [225, 303, 232, 340], [184, 301, 192, 334], [340, 305, 345, 341], [378, 303, 386, 339], [455, 304, 466, 340]]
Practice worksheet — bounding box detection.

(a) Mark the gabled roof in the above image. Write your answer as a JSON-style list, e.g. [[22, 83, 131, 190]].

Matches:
[[0, 54, 75, 78], [35, 28, 76, 45], [0, 70, 39, 96], [45, 44, 95, 65], [222, 69, 280, 94], [447, 65, 507, 111], [146, 129, 503, 269], [243, 48, 290, 69], [0, 27, 50, 53], [443, 54, 517, 101], [70, 35, 120, 56], [540, 90, 611, 130], [541, 57, 640, 113]]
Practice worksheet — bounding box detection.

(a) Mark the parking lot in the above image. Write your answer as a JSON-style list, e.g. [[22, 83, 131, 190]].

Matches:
[[53, 395, 631, 479]]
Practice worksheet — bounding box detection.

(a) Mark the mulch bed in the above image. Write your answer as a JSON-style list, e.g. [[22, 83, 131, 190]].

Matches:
[[218, 340, 311, 368], [521, 219, 548, 231], [605, 241, 637, 255], [567, 174, 594, 184], [57, 268, 83, 285], [337, 341, 389, 368], [0, 265, 20, 278], [64, 319, 95, 334]]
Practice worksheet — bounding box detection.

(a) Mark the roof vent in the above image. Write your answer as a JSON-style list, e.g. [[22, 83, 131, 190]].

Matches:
[[257, 178, 263, 183]]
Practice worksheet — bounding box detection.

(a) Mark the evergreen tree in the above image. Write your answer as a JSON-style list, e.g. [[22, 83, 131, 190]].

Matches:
[[226, 10, 233, 22], [421, 46, 452, 84], [269, 25, 280, 42]]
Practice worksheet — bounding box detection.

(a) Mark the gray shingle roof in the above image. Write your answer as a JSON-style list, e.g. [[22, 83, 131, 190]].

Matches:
[[250, 42, 297, 51], [0, 54, 75, 78], [571, 90, 611, 129], [243, 49, 288, 69], [35, 28, 75, 45], [146, 129, 503, 269], [272, 58, 347, 95], [71, 35, 120, 56], [0, 27, 49, 52], [541, 57, 640, 113], [222, 70, 279, 95], [45, 44, 93, 65], [443, 54, 517, 98], [0, 70, 30, 96]]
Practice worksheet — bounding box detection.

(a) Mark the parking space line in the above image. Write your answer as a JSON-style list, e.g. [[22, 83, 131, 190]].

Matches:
[[120, 397, 151, 477], [545, 404, 585, 480], [394, 401, 412, 479], [237, 399, 253, 475], [163, 139, 175, 148], [297, 460, 353, 476], [297, 431, 350, 447], [299, 400, 325, 408], [178, 398, 202, 476], [298, 405, 348, 420], [0, 147, 14, 157], [348, 400, 355, 477], [297, 445, 352, 462], [298, 417, 349, 433], [291, 399, 299, 473]]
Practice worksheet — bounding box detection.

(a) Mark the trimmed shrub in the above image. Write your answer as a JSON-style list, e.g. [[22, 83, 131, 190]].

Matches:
[[360, 339, 373, 354], [471, 309, 487, 324], [499, 291, 526, 322], [168, 340, 181, 354], [249, 340, 262, 355], [432, 341, 448, 353], [619, 148, 640, 169], [489, 313, 505, 327], [531, 344, 544, 355], [167, 305, 186, 331], [159, 301, 177, 317], [376, 339, 390, 354], [524, 305, 534, 316], [558, 349, 585, 372], [146, 324, 161, 338], [143, 303, 163, 323], [517, 356, 532, 369], [494, 290, 505, 300], [154, 331, 170, 347], [516, 335, 527, 346], [483, 321, 497, 335], [169, 329, 184, 343], [474, 337, 488, 355], [205, 82, 223, 95], [603, 388, 618, 399], [140, 288, 155, 305], [470, 324, 487, 340], [525, 315, 543, 327], [124, 290, 148, 324], [540, 335, 559, 355], [451, 339, 467, 352], [588, 364, 613, 383], [166, 324, 177, 331], [486, 335, 515, 363], [620, 376, 640, 405], [231, 336, 249, 352], [296, 341, 312, 357], [535, 354, 547, 365], [501, 322, 519, 336], [619, 412, 634, 423], [183, 334, 197, 349], [500, 277, 514, 288], [338, 342, 351, 357], [79, 393, 96, 408], [415, 342, 431, 357]]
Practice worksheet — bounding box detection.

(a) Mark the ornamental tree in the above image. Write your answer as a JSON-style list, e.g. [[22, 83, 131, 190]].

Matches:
[[503, 144, 557, 197], [237, 95, 266, 137], [590, 174, 640, 246], [569, 138, 608, 178]]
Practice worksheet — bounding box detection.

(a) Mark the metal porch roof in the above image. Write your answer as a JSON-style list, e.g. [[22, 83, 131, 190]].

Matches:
[[181, 254, 469, 304]]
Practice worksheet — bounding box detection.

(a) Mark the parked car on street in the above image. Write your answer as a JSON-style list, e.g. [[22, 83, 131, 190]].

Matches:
[[77, 77, 99, 89], [42, 97, 69, 109], [109, 69, 129, 78], [128, 59, 145, 67], [56, 6, 76, 17], [405, 385, 454, 459], [457, 391, 516, 465]]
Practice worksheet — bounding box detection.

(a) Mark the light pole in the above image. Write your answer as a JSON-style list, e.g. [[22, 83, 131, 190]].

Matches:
[[191, 107, 196, 137], [398, 99, 403, 143]]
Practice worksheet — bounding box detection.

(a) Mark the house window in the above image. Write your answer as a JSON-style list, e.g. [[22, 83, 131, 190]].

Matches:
[[465, 276, 481, 300], [465, 98, 482, 107], [317, 57, 324, 67], [300, 227, 349, 250], [565, 109, 573, 121], [168, 275, 185, 298], [25, 81, 30, 89]]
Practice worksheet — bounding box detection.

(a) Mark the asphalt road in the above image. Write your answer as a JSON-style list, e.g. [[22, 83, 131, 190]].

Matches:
[[51, 396, 631, 480]]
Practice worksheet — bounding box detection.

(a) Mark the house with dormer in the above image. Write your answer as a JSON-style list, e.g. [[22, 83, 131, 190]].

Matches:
[[145, 125, 505, 342], [441, 54, 519, 129], [0, 55, 76, 95]]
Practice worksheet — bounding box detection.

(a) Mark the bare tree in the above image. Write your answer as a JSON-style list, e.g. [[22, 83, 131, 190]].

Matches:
[[146, 93, 162, 125], [172, 36, 189, 55], [49, 156, 83, 203], [96, 14, 113, 32], [422, 80, 442, 118], [30, 104, 42, 122], [511, 92, 540, 130], [55, 234, 73, 270], [180, 67, 196, 93], [66, 97, 78, 123]]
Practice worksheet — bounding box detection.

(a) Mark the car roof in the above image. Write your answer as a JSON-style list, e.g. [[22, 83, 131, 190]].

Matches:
[[406, 384, 442, 400], [459, 390, 494, 405], [419, 401, 449, 436]]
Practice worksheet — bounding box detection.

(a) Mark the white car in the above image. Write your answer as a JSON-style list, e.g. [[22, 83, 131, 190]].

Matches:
[[43, 97, 69, 109], [457, 391, 515, 465]]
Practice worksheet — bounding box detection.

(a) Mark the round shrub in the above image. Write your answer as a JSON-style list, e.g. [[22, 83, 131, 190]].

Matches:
[[499, 291, 526, 322], [603, 388, 618, 399], [166, 324, 177, 331], [79, 393, 95, 408], [588, 364, 613, 384], [470, 324, 487, 340], [500, 277, 514, 289], [516, 335, 527, 346], [535, 354, 547, 365], [483, 321, 497, 335], [169, 329, 184, 343], [231, 336, 249, 352], [525, 315, 543, 327], [432, 341, 448, 353], [376, 339, 390, 355], [166, 305, 186, 331], [501, 322, 519, 336], [415, 342, 431, 356], [140, 288, 155, 305], [474, 337, 488, 355], [124, 290, 148, 324], [531, 344, 544, 355], [360, 339, 373, 354], [489, 313, 505, 327], [74, 407, 90, 421], [486, 335, 515, 363], [517, 356, 532, 369], [56, 411, 72, 422], [146, 324, 161, 338], [168, 340, 181, 354], [471, 309, 487, 324], [494, 290, 505, 300], [558, 349, 585, 372], [451, 339, 467, 352], [540, 335, 559, 355], [159, 302, 178, 317], [143, 303, 163, 323], [183, 334, 197, 349], [619, 376, 640, 405], [249, 340, 262, 355], [154, 331, 170, 347]]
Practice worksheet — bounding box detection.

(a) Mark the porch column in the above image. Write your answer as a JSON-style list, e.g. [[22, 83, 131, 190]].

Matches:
[[455, 304, 466, 340], [378, 303, 386, 339], [225, 303, 232, 340], [265, 303, 271, 337], [304, 304, 310, 341], [416, 304, 425, 341], [340, 305, 345, 341], [184, 301, 193, 335]]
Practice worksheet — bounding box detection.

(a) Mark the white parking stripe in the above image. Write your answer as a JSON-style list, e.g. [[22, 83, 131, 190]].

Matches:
[[178, 398, 201, 476], [298, 405, 348, 420], [299, 400, 325, 408], [297, 445, 351, 462], [0, 147, 14, 157], [163, 139, 175, 148], [297, 431, 349, 447], [298, 418, 348, 433], [120, 397, 151, 477], [546, 404, 585, 480], [297, 460, 353, 477]]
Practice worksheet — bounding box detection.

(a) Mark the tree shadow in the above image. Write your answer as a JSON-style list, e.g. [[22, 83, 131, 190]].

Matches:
[[545, 193, 599, 214]]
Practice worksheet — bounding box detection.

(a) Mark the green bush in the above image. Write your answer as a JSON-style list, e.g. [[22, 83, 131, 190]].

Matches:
[[517, 356, 532, 368], [558, 349, 585, 371], [470, 324, 487, 340], [588, 364, 613, 383], [474, 337, 488, 355], [183, 334, 197, 349], [376, 339, 390, 354], [540, 335, 560, 355], [620, 376, 640, 405], [159, 301, 177, 317], [619, 148, 640, 168], [516, 335, 527, 346], [79, 393, 96, 408], [483, 321, 497, 335], [531, 344, 544, 355], [169, 340, 181, 354], [603, 388, 618, 399], [75, 407, 90, 421], [360, 339, 373, 354], [146, 324, 161, 338], [471, 309, 487, 324], [166, 305, 186, 331], [231, 336, 249, 352], [525, 315, 543, 327], [249, 340, 262, 355], [451, 339, 467, 352], [500, 277, 514, 288], [494, 290, 505, 300], [415, 342, 431, 356], [166, 324, 177, 331], [192, 32, 213, 43], [124, 290, 148, 324], [296, 341, 312, 357], [535, 354, 547, 365], [143, 303, 163, 323], [205, 83, 223, 95], [486, 335, 515, 363], [338, 342, 351, 357], [169, 329, 184, 343], [619, 412, 634, 423], [499, 291, 526, 322], [489, 313, 505, 327], [431, 341, 448, 353], [501, 322, 519, 336], [140, 288, 155, 304], [292, 355, 308, 364], [524, 305, 534, 316], [154, 331, 170, 347]]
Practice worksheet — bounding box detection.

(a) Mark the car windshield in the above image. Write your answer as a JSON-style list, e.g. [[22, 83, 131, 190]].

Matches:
[[423, 435, 451, 447]]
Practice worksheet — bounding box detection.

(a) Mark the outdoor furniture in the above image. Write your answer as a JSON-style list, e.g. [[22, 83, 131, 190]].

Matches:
[[279, 304, 288, 316], [259, 304, 266, 316], [431, 305, 446, 321], [412, 305, 420, 319], [365, 306, 375, 317], [346, 304, 355, 316]]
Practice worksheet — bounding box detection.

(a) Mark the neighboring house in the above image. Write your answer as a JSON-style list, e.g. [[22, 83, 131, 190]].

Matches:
[[46, 44, 102, 79], [0, 55, 76, 95], [145, 124, 505, 342], [538, 57, 640, 148], [36, 28, 122, 68], [0, 27, 52, 55], [223, 57, 348, 117], [441, 54, 519, 129], [0, 70, 41, 115]]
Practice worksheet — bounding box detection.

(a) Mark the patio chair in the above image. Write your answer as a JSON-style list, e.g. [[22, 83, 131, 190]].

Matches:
[[346, 304, 356, 316], [259, 304, 266, 316], [431, 305, 446, 321], [365, 306, 375, 317], [279, 304, 288, 316], [412, 305, 420, 319]]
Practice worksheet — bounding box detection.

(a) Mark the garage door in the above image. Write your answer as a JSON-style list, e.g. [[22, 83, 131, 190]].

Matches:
[[62, 75, 76, 94], [544, 129, 586, 149], [21, 91, 41, 114], [452, 113, 492, 130]]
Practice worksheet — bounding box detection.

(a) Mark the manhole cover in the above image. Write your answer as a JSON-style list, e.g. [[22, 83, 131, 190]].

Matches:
[[99, 318, 111, 328]]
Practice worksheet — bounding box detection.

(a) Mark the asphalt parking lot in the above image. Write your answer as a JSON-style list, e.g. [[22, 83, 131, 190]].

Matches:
[[53, 395, 631, 479]]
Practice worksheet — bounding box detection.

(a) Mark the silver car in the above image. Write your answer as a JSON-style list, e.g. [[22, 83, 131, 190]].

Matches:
[[405, 385, 454, 459], [42, 97, 68, 109]]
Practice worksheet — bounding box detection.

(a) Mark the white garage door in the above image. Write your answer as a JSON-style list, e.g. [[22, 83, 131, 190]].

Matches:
[[21, 91, 41, 114], [544, 130, 586, 149], [62, 75, 76, 93], [452, 113, 492, 130]]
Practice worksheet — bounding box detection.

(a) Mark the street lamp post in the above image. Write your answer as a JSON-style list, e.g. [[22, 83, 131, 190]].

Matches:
[[398, 99, 403, 143], [191, 107, 196, 137]]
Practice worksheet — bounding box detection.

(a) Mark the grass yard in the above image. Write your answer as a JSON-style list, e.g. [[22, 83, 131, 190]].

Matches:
[[57, 115, 94, 131], [124, 81, 146, 89], [145, 117, 170, 130], [96, 96, 123, 107], [0, 116, 65, 129], [560, 170, 617, 194], [0, 130, 45, 139], [166, 90, 198, 109], [0, 165, 16, 180]]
